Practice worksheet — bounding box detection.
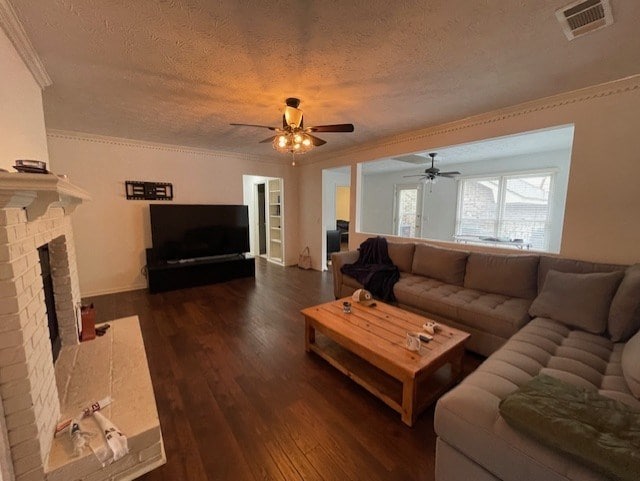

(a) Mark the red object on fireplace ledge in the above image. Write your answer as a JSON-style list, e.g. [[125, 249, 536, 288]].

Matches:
[[80, 304, 96, 342]]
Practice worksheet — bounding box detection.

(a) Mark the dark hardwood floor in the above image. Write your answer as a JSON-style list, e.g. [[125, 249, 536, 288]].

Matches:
[[85, 258, 483, 481]]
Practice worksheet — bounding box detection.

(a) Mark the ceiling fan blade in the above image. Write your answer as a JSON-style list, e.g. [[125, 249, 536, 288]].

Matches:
[[307, 134, 327, 146], [403, 174, 428, 178], [439, 171, 461, 176], [230, 123, 276, 130], [307, 124, 354, 133], [259, 136, 277, 144]]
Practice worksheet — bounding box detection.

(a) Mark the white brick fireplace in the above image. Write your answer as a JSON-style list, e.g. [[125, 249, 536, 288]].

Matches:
[[0, 173, 165, 481], [0, 173, 88, 481]]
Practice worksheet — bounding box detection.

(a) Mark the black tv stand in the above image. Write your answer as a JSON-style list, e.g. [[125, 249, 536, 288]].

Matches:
[[146, 249, 255, 293]]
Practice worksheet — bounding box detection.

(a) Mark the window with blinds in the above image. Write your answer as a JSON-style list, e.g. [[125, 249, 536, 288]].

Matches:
[[456, 172, 554, 250]]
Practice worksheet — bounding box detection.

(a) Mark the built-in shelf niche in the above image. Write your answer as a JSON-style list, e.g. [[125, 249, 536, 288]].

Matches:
[[267, 178, 283, 264]]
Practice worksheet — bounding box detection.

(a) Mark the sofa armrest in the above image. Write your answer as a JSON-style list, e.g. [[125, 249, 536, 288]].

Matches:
[[331, 250, 359, 299]]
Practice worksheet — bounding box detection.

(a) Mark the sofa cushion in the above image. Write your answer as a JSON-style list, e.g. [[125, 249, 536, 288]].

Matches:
[[530, 270, 624, 334], [451, 292, 532, 339], [394, 276, 531, 340], [538, 255, 624, 293], [411, 243, 468, 285], [609, 264, 640, 342], [435, 318, 640, 481], [622, 329, 640, 398], [393, 275, 460, 320], [464, 253, 539, 299], [387, 242, 415, 273], [343, 272, 363, 290]]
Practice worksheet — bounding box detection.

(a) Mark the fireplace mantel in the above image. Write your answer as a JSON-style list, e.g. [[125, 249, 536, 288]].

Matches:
[[0, 172, 91, 220]]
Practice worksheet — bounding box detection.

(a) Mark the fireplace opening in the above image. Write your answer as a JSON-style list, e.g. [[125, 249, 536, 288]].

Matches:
[[38, 244, 61, 362]]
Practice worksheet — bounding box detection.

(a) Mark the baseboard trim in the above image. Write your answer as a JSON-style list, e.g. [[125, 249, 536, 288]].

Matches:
[[81, 283, 148, 298]]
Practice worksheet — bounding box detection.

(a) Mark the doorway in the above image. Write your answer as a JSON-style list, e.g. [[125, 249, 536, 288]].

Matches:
[[322, 166, 352, 270], [393, 183, 423, 238], [242, 175, 285, 265]]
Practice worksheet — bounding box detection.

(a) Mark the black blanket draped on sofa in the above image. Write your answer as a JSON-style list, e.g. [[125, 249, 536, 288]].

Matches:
[[340, 237, 399, 301]]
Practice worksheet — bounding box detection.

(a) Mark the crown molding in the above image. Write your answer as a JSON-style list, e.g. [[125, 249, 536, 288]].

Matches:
[[0, 0, 52, 89], [304, 74, 640, 166], [46, 129, 290, 166]]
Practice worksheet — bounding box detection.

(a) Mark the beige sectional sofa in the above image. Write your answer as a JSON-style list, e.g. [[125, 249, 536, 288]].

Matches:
[[331, 240, 640, 481], [332, 241, 624, 356]]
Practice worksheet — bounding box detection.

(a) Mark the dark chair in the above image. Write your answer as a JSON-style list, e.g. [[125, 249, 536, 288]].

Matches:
[[336, 219, 349, 243], [327, 229, 341, 260]]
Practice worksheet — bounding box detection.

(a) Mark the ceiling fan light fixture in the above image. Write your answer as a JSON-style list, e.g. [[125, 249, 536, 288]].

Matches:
[[272, 129, 314, 155], [284, 106, 303, 128], [231, 98, 353, 160]]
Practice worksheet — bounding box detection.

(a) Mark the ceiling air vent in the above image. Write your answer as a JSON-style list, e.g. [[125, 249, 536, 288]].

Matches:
[[556, 0, 613, 40], [392, 154, 428, 164]]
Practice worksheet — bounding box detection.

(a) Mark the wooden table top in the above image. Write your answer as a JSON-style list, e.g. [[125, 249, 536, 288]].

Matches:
[[301, 298, 470, 379]]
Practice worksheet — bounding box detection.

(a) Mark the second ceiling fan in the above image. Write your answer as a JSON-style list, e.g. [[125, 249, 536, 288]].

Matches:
[[403, 153, 461, 183], [230, 98, 354, 156]]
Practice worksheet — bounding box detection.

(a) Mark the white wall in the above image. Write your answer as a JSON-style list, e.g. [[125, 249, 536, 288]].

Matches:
[[48, 132, 297, 296], [360, 172, 396, 235], [360, 172, 458, 240], [0, 27, 49, 171], [335, 186, 350, 220], [360, 148, 571, 252], [299, 75, 640, 267], [422, 181, 457, 240]]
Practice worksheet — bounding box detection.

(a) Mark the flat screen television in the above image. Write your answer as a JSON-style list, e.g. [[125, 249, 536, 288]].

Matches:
[[150, 204, 250, 261]]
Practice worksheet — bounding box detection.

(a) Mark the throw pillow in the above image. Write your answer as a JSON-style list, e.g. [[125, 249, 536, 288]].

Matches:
[[537, 256, 624, 294], [622, 329, 640, 398], [608, 264, 640, 342], [387, 242, 416, 273], [411, 243, 468, 286], [529, 270, 624, 334], [464, 253, 539, 299]]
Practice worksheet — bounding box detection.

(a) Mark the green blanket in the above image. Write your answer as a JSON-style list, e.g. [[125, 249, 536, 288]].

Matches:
[[499, 374, 640, 481]]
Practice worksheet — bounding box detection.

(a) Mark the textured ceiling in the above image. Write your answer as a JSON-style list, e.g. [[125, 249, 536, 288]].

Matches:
[[11, 0, 640, 161]]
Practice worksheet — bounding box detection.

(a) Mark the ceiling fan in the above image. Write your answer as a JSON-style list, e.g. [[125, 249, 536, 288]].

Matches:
[[230, 98, 354, 162], [403, 153, 461, 183]]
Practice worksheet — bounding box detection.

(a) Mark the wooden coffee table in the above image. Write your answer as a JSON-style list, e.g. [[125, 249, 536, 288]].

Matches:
[[302, 298, 470, 426]]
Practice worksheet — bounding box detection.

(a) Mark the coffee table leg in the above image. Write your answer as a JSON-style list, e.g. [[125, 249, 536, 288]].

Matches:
[[401, 377, 417, 426], [305, 318, 315, 352]]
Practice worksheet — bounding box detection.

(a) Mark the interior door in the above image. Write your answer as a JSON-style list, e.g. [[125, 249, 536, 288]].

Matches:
[[393, 183, 423, 238]]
